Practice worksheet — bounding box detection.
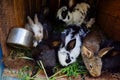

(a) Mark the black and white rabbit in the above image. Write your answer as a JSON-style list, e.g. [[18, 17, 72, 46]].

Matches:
[[58, 25, 88, 66], [56, 1, 96, 28]]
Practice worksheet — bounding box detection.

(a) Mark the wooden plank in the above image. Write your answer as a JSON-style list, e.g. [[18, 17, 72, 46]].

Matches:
[[0, 0, 11, 57], [96, 0, 120, 41], [98, 0, 120, 18]]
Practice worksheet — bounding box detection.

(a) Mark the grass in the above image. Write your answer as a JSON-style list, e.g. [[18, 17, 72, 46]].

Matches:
[[9, 47, 32, 59], [18, 66, 34, 80], [49, 57, 88, 80], [8, 47, 88, 80]]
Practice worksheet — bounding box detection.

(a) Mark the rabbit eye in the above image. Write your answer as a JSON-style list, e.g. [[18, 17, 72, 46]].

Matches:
[[80, 16, 83, 19], [76, 9, 79, 11], [71, 57, 74, 59], [39, 30, 41, 33], [89, 64, 92, 69]]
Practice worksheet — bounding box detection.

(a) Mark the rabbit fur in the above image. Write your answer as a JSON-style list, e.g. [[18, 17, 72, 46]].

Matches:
[[56, 2, 95, 28], [81, 30, 120, 77], [31, 32, 61, 77], [101, 41, 120, 72], [32, 41, 57, 77], [25, 14, 52, 47], [25, 14, 43, 47], [58, 25, 88, 66]]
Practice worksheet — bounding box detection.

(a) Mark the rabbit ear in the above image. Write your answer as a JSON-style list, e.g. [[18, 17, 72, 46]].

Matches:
[[25, 23, 33, 32], [52, 40, 61, 47], [98, 47, 113, 57], [34, 14, 39, 24], [82, 46, 93, 58], [66, 39, 76, 51], [68, 0, 75, 8], [27, 16, 34, 25]]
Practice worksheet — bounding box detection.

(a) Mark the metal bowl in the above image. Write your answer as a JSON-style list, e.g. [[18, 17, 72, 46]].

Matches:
[[7, 28, 34, 49]]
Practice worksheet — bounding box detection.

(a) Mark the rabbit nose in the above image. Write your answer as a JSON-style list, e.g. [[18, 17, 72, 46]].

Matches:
[[35, 35, 41, 41], [36, 36, 40, 41], [91, 72, 101, 77], [65, 53, 71, 63], [66, 59, 71, 63]]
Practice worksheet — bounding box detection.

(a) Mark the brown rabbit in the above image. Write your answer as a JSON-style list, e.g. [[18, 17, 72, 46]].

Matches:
[[81, 30, 113, 77], [81, 46, 112, 77]]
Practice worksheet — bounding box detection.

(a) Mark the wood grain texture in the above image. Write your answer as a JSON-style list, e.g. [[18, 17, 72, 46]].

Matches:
[[96, 0, 120, 41], [0, 0, 26, 57]]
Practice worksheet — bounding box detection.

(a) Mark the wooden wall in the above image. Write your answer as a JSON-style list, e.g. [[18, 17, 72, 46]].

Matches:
[[96, 0, 120, 41]]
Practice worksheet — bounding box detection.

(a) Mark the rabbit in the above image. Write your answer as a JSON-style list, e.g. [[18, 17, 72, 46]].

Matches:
[[25, 13, 52, 47], [56, 1, 96, 28], [56, 2, 89, 26], [102, 50, 120, 72], [31, 32, 61, 77], [101, 41, 120, 73], [32, 41, 57, 77], [25, 14, 44, 47], [58, 25, 88, 66], [81, 30, 120, 77]]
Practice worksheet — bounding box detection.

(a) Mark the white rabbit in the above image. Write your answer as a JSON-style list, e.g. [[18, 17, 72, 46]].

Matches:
[[25, 14, 43, 47]]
